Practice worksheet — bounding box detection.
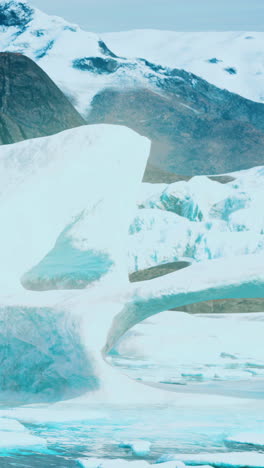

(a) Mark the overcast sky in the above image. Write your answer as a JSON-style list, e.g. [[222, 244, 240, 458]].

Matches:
[[31, 0, 264, 33]]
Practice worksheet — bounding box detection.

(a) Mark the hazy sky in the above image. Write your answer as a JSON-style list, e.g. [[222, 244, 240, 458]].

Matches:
[[31, 0, 264, 33]]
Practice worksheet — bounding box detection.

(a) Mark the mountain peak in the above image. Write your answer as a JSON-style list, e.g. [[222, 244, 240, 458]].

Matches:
[[0, 0, 33, 29]]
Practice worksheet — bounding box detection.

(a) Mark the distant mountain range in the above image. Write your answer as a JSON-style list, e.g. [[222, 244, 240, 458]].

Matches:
[[1, 1, 264, 180]]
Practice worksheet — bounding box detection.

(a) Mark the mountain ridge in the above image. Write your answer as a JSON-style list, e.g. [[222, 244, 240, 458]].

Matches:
[[1, 1, 264, 179]]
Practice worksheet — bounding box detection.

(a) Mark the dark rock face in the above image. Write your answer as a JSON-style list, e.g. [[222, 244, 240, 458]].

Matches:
[[73, 56, 123, 74], [172, 298, 264, 314], [86, 66, 264, 181], [98, 39, 118, 58], [0, 53, 85, 144], [129, 261, 190, 282]]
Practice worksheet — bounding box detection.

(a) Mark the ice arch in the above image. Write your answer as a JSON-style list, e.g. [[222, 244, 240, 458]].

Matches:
[[60, 253, 264, 404], [105, 255, 264, 354]]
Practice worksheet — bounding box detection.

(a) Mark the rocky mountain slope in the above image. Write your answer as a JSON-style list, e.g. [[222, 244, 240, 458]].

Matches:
[[86, 81, 264, 180], [0, 52, 85, 144]]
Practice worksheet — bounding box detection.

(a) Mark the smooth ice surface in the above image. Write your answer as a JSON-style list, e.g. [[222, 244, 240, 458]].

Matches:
[[0, 419, 27, 432], [160, 451, 264, 467], [0, 418, 46, 451], [110, 311, 264, 386], [77, 460, 195, 468], [0, 432, 46, 450], [78, 459, 151, 468]]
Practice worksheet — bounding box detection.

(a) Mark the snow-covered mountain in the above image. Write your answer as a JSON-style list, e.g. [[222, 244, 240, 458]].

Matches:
[[0, 0, 169, 115], [1, 1, 264, 179], [103, 30, 264, 104], [2, 1, 264, 108]]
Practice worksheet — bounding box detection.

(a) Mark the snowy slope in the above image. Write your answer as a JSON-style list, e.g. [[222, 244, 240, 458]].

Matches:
[[103, 30, 264, 103]]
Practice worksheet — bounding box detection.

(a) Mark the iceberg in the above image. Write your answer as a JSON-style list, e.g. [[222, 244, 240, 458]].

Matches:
[[0, 123, 152, 401], [0, 121, 264, 406]]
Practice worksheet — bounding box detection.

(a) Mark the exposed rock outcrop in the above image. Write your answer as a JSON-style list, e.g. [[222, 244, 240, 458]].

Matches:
[[0, 53, 85, 144]]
